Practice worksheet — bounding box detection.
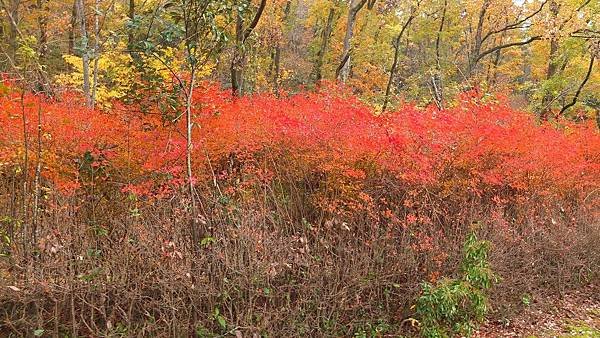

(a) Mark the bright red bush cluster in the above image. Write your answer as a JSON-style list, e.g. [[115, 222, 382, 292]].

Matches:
[[1, 81, 599, 209]]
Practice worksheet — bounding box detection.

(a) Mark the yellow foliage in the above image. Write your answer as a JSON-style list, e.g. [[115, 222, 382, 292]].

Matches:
[[55, 44, 214, 106], [56, 48, 135, 105]]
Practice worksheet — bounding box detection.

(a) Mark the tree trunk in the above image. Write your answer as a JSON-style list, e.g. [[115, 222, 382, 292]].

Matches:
[[91, 0, 100, 108], [2, 0, 21, 59], [488, 27, 507, 89], [32, 95, 43, 247], [186, 68, 198, 250], [382, 36, 401, 113], [76, 0, 92, 106], [468, 0, 491, 77], [540, 0, 560, 120], [272, 46, 281, 95], [231, 11, 244, 96], [230, 0, 267, 96], [68, 0, 77, 54], [314, 7, 335, 82], [128, 0, 134, 47], [272, 0, 291, 96], [36, 0, 49, 59], [558, 54, 595, 117], [382, 8, 415, 113], [19, 90, 29, 254], [431, 0, 446, 110], [337, 0, 367, 83], [7, 0, 20, 58]]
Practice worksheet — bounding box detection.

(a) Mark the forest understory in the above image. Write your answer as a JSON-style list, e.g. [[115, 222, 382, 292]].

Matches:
[[0, 83, 598, 337], [1, 0, 600, 336]]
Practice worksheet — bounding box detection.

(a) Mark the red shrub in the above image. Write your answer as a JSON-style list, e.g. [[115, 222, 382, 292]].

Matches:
[[1, 81, 598, 210]]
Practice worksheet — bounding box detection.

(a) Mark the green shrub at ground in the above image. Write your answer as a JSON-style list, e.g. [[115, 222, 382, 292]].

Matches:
[[417, 231, 496, 337]]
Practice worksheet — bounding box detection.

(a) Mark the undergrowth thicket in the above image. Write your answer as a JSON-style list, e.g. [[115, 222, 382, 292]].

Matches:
[[0, 82, 599, 336]]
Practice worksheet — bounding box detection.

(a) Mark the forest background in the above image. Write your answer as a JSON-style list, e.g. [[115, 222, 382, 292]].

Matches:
[[0, 0, 599, 336]]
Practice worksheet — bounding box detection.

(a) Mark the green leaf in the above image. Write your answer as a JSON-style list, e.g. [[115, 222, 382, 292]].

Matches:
[[216, 315, 226, 330], [200, 236, 216, 248]]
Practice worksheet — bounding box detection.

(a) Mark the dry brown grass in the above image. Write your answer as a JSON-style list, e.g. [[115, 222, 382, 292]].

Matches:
[[0, 169, 598, 337]]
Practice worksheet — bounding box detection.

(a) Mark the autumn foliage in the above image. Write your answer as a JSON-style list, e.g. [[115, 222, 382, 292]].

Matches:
[[1, 81, 598, 205], [1, 81, 599, 335]]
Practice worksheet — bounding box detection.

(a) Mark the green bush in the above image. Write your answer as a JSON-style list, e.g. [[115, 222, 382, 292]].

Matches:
[[416, 231, 496, 337]]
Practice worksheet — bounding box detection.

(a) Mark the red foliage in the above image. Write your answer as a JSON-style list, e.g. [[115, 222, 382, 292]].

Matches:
[[1, 81, 599, 210]]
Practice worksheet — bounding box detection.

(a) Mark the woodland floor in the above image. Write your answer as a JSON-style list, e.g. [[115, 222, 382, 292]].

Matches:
[[476, 284, 600, 337]]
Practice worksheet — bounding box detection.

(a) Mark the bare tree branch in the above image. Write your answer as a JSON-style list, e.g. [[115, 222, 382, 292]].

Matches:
[[571, 29, 600, 39], [476, 36, 541, 63], [481, 0, 547, 44], [558, 53, 595, 116], [242, 0, 267, 42]]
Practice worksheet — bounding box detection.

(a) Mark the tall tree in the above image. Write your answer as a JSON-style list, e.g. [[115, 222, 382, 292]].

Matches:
[[558, 51, 595, 116], [537, 0, 597, 120], [314, 6, 336, 82], [336, 0, 369, 82], [68, 0, 77, 54], [272, 0, 292, 95], [177, 0, 230, 248], [36, 0, 49, 59], [231, 0, 267, 96], [467, 0, 546, 78], [540, 0, 561, 120], [91, 0, 100, 108], [76, 0, 92, 106], [128, 0, 135, 47], [431, 0, 447, 110], [382, 2, 418, 113], [1, 0, 21, 59]]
